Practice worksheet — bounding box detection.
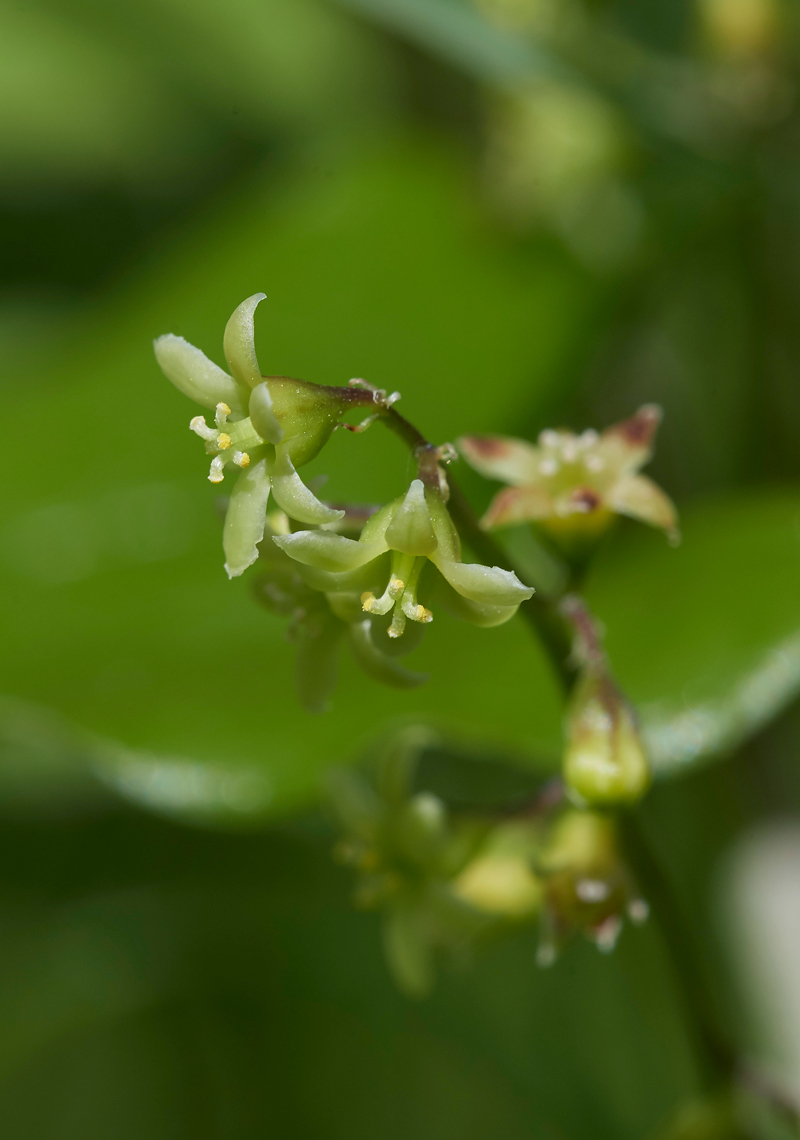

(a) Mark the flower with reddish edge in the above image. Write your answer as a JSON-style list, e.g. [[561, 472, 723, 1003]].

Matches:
[[458, 404, 679, 545]]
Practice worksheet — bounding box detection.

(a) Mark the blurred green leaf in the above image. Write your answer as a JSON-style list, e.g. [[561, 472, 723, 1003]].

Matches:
[[0, 820, 698, 1139], [328, 0, 567, 86], [588, 491, 800, 778]]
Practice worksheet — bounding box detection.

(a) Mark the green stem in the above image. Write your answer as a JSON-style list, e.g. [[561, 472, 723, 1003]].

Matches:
[[618, 809, 737, 1094]]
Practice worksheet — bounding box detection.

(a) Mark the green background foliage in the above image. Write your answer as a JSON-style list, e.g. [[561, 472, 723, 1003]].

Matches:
[[2, 0, 800, 1134]]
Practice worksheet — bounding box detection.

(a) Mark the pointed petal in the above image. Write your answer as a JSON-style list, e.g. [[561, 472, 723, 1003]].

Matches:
[[482, 485, 554, 528], [458, 435, 542, 485], [270, 448, 345, 525], [223, 293, 266, 389], [295, 613, 345, 713], [433, 558, 534, 606], [431, 575, 520, 627], [223, 459, 271, 578], [153, 335, 245, 413], [274, 531, 386, 573], [385, 479, 437, 556], [348, 620, 428, 690], [596, 404, 662, 475], [608, 473, 679, 540], [249, 381, 283, 445]]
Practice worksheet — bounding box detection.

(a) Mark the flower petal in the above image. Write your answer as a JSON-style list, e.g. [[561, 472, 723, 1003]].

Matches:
[[270, 448, 345, 525], [274, 531, 387, 573], [482, 485, 554, 528], [608, 473, 679, 541], [458, 435, 542, 486], [223, 458, 271, 579], [223, 293, 266, 389], [431, 577, 520, 627], [432, 558, 534, 605], [347, 620, 428, 689], [385, 479, 437, 556], [596, 404, 662, 476], [153, 335, 246, 413]]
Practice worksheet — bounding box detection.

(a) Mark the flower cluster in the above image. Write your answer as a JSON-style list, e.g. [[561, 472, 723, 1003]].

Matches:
[[154, 295, 534, 708], [330, 729, 648, 993]]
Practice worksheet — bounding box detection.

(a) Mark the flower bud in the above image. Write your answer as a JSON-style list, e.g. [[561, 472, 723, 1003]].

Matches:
[[563, 673, 650, 807], [559, 595, 650, 807], [453, 821, 542, 918]]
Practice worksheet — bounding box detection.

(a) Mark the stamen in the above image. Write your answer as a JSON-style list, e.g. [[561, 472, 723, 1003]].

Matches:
[[208, 456, 226, 483], [190, 416, 218, 443], [216, 433, 232, 450], [401, 596, 433, 623], [388, 576, 405, 599], [215, 402, 231, 428], [388, 611, 406, 638], [233, 451, 250, 467], [361, 591, 393, 616]]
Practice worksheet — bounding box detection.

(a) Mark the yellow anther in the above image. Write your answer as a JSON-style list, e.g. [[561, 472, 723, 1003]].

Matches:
[[361, 592, 378, 612], [217, 433, 232, 450], [216, 403, 231, 416], [388, 577, 404, 597], [233, 451, 250, 468]]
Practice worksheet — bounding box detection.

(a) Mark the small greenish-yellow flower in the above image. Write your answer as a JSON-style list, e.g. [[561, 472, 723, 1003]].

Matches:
[[252, 509, 428, 712], [154, 294, 360, 578], [459, 404, 678, 544], [273, 478, 535, 639]]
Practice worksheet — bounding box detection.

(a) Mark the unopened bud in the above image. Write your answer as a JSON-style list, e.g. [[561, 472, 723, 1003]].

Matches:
[[454, 853, 542, 917], [564, 673, 650, 806]]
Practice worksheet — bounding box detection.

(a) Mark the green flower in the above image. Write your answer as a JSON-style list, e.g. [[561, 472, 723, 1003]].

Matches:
[[273, 478, 535, 639], [252, 510, 428, 713], [154, 293, 360, 578]]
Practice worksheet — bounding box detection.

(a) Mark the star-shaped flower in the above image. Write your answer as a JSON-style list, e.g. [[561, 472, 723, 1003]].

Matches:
[[273, 478, 535, 639], [154, 294, 360, 578], [459, 405, 678, 543]]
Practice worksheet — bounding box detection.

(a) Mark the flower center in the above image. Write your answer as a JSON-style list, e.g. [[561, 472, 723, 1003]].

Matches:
[[360, 552, 433, 638], [190, 404, 264, 483]]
